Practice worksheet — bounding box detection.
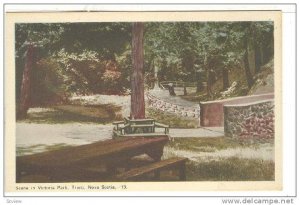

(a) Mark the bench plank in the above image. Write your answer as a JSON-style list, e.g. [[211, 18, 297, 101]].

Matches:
[[114, 133, 170, 137], [131, 124, 154, 128], [155, 122, 169, 128], [112, 121, 124, 125], [117, 157, 188, 181]]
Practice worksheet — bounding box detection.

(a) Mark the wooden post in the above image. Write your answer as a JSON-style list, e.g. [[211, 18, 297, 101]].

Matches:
[[131, 22, 145, 119]]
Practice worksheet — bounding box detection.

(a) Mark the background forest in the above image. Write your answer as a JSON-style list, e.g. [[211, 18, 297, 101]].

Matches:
[[15, 21, 274, 119]]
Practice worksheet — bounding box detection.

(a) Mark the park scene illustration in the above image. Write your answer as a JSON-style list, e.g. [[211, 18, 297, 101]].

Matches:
[[15, 21, 275, 183]]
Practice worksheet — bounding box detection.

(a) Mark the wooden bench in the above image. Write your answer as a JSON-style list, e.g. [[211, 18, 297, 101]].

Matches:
[[130, 123, 155, 133], [116, 157, 188, 181], [155, 122, 169, 134], [113, 117, 169, 137], [112, 121, 125, 130]]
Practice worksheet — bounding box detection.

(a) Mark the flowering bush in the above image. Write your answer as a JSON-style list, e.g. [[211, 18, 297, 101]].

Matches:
[[55, 49, 127, 95]]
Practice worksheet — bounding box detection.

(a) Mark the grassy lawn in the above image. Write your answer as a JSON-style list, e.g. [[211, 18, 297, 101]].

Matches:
[[164, 137, 274, 181], [18, 104, 122, 124], [167, 137, 259, 152], [187, 157, 274, 181]]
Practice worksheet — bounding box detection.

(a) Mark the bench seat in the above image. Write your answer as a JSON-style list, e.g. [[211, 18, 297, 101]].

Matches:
[[130, 124, 155, 128], [117, 157, 188, 181]]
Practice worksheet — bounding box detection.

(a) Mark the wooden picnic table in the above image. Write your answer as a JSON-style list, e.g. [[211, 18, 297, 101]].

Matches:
[[16, 136, 169, 183]]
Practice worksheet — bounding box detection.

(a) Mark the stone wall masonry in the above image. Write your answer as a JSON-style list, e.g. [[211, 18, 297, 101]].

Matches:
[[224, 100, 274, 142], [200, 93, 274, 127], [146, 92, 200, 119]]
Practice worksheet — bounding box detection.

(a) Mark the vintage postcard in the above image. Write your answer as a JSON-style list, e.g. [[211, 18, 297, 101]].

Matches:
[[4, 10, 282, 194]]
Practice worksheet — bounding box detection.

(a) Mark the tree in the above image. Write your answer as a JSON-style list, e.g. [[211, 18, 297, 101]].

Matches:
[[228, 22, 274, 89], [16, 23, 63, 119], [16, 23, 132, 117], [250, 22, 274, 73], [53, 23, 131, 95], [144, 21, 274, 98], [17, 44, 35, 119], [131, 22, 145, 119], [243, 32, 254, 88]]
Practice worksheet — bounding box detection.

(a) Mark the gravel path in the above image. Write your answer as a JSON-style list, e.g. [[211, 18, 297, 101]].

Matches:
[[16, 123, 114, 147]]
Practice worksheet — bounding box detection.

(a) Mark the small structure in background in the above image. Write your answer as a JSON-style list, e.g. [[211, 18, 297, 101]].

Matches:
[[113, 117, 169, 138], [168, 83, 176, 96]]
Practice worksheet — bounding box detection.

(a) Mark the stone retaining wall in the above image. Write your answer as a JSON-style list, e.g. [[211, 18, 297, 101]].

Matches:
[[224, 100, 274, 141], [146, 92, 200, 119], [200, 93, 274, 127]]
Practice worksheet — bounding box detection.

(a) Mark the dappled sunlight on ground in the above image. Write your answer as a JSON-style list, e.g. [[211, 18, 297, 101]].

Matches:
[[70, 94, 130, 117]]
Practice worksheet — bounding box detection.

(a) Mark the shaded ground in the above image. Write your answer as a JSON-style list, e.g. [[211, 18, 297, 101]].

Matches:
[[70, 94, 130, 117], [19, 104, 122, 124]]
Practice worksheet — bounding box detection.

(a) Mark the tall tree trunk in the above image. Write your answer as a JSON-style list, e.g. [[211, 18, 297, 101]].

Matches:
[[131, 22, 145, 119], [17, 44, 35, 119], [243, 38, 254, 89], [254, 44, 262, 73], [207, 70, 214, 100], [222, 67, 229, 90], [260, 46, 265, 65], [196, 82, 203, 92]]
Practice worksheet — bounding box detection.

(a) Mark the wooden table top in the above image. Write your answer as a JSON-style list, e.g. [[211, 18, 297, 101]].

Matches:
[[17, 136, 169, 168]]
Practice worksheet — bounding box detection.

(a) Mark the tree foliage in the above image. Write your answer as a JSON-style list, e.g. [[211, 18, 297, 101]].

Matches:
[[15, 21, 274, 108]]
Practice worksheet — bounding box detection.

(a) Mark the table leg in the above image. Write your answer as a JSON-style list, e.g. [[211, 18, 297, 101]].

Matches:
[[145, 146, 164, 161], [106, 164, 117, 175], [178, 162, 186, 181], [154, 170, 160, 180]]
